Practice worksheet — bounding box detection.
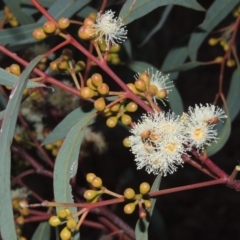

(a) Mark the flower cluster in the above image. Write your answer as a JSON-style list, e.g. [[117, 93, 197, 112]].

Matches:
[[93, 10, 127, 49], [129, 104, 227, 176]]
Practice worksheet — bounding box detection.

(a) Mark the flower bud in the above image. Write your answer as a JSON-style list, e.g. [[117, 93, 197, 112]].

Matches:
[[50, 61, 58, 71], [91, 177, 103, 188], [66, 219, 77, 229], [16, 216, 25, 225], [127, 83, 139, 94], [10, 64, 21, 76], [57, 59, 69, 71], [86, 173, 96, 183], [80, 87, 96, 99], [43, 21, 56, 34], [106, 117, 118, 128], [110, 103, 120, 112], [91, 73, 103, 87], [124, 188, 135, 199], [139, 182, 150, 195], [135, 79, 146, 92], [124, 203, 136, 214], [226, 59, 235, 67], [148, 84, 158, 96], [139, 72, 150, 86], [58, 18, 70, 29], [214, 56, 223, 63], [84, 190, 97, 200], [89, 12, 97, 20], [87, 78, 97, 90], [57, 208, 68, 219], [49, 216, 61, 227], [97, 83, 109, 95], [157, 89, 167, 99], [144, 200, 152, 209], [123, 137, 131, 148], [140, 130, 151, 139], [121, 114, 132, 125], [110, 44, 121, 53], [94, 97, 106, 111], [75, 61, 85, 71], [32, 28, 47, 40], [208, 38, 218, 46], [83, 17, 95, 26], [62, 48, 73, 61], [60, 227, 72, 240], [126, 102, 138, 112], [78, 26, 95, 40]]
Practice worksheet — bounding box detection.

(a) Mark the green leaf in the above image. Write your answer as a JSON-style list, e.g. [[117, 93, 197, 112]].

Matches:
[[120, 0, 204, 25], [163, 61, 202, 72], [161, 46, 188, 78], [127, 60, 157, 73], [206, 117, 231, 156], [0, 55, 43, 240], [54, 114, 94, 215], [187, 31, 208, 62], [43, 106, 96, 145], [188, 0, 239, 61], [38, 0, 91, 22], [76, 6, 96, 18], [123, 39, 132, 60], [135, 175, 162, 239], [0, 110, 5, 120], [0, 68, 45, 88], [226, 68, 240, 121], [31, 221, 51, 240], [3, 0, 35, 25], [0, 22, 42, 45], [200, 0, 239, 31], [168, 87, 183, 115], [21, 0, 55, 7]]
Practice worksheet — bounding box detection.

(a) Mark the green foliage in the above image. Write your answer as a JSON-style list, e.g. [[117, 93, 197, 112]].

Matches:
[[135, 175, 162, 240], [120, 0, 204, 24], [31, 221, 51, 240], [0, 55, 44, 240]]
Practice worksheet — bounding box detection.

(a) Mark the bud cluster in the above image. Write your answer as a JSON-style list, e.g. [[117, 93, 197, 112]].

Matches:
[[12, 198, 29, 240], [4, 6, 19, 27], [44, 139, 63, 157], [49, 208, 78, 240], [32, 18, 70, 40], [208, 37, 235, 67], [50, 48, 85, 74], [123, 182, 152, 218]]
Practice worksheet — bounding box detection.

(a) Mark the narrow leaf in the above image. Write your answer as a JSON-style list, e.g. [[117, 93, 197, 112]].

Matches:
[[21, 0, 55, 7], [120, 0, 204, 25], [168, 87, 183, 115], [188, 31, 208, 61], [135, 175, 162, 239], [54, 115, 94, 214], [76, 6, 97, 18], [0, 55, 43, 240], [3, 0, 35, 25], [43, 107, 96, 145], [0, 22, 42, 45], [0, 68, 45, 88], [39, 0, 90, 22], [188, 0, 239, 61], [161, 46, 188, 79], [123, 39, 132, 60], [163, 61, 202, 72], [31, 221, 51, 240], [206, 117, 231, 156], [0, 110, 5, 120], [226, 68, 240, 121], [127, 61, 157, 73], [200, 0, 239, 32]]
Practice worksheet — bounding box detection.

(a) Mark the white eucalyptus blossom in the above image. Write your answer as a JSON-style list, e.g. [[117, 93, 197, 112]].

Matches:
[[129, 111, 186, 176], [188, 103, 227, 124], [93, 10, 127, 49]]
